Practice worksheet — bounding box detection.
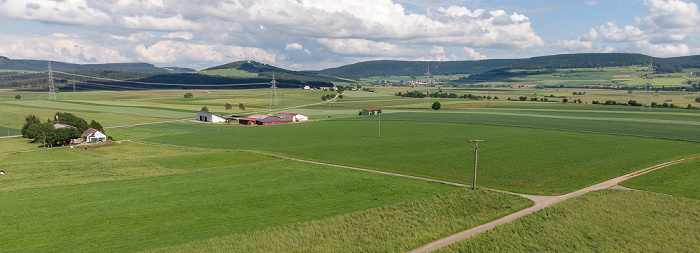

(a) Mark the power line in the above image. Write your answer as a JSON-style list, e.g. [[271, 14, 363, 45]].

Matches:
[[467, 140, 487, 190], [52, 70, 281, 87]]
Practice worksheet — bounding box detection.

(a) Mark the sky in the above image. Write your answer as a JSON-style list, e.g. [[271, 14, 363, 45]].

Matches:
[[1, 0, 700, 70]]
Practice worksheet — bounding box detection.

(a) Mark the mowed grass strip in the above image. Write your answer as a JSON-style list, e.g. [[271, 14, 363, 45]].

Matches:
[[439, 190, 700, 252], [147, 121, 700, 195], [0, 158, 456, 252], [621, 158, 700, 199], [147, 189, 531, 253]]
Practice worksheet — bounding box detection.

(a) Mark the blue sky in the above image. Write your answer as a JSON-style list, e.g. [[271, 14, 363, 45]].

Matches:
[[1, 0, 699, 70]]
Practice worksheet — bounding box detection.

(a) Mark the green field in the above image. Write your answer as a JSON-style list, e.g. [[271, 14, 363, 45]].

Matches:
[[621, 158, 700, 199], [0, 125, 20, 137], [146, 120, 700, 195], [440, 190, 700, 252], [0, 143, 459, 252], [147, 189, 531, 253]]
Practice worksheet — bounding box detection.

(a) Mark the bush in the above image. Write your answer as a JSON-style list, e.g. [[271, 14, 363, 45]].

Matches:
[[695, 97, 700, 103], [184, 93, 193, 98], [201, 106, 209, 112], [15, 95, 21, 99], [562, 98, 568, 103], [431, 101, 441, 110]]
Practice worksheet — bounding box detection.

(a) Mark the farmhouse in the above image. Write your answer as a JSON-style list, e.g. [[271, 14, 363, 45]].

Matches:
[[196, 110, 227, 123], [360, 108, 380, 115], [278, 112, 308, 122], [319, 86, 338, 91], [82, 128, 106, 143]]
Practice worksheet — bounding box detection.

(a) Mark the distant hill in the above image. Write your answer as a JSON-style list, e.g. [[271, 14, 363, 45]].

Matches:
[[202, 60, 346, 83], [317, 53, 700, 79], [316, 59, 519, 79], [0, 56, 194, 73]]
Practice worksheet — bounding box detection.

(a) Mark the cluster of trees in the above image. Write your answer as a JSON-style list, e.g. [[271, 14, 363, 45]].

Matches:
[[321, 94, 337, 101], [21, 113, 104, 147], [395, 90, 496, 100], [572, 92, 585, 95]]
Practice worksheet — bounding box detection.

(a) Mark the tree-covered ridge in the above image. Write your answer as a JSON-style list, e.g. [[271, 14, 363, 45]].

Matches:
[[316, 59, 520, 79], [203, 60, 346, 83]]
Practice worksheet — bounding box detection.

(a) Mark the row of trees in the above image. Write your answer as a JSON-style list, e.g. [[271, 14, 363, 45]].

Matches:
[[21, 113, 104, 147], [395, 90, 497, 100]]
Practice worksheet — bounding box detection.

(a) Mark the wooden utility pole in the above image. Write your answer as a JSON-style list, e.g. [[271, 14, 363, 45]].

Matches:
[[467, 140, 487, 190], [377, 110, 381, 138]]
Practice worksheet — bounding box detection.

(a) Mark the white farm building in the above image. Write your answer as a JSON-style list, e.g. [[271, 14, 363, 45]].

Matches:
[[82, 128, 106, 143], [277, 112, 308, 122], [196, 111, 227, 123]]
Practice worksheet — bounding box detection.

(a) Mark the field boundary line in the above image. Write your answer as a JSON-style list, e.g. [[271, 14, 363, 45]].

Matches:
[[409, 155, 700, 253]]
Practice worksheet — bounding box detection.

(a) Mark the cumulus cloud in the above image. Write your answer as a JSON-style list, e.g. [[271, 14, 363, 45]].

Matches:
[[597, 22, 644, 42], [135, 40, 280, 65], [316, 38, 409, 56], [163, 32, 194, 40], [285, 43, 304, 51], [0, 34, 129, 63], [463, 47, 487, 60], [632, 40, 690, 56]]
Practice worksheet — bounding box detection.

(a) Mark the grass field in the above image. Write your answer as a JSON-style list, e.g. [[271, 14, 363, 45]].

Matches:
[[0, 143, 459, 252], [621, 158, 700, 199], [0, 103, 168, 129], [146, 120, 700, 195], [440, 190, 700, 252], [147, 189, 531, 252], [0, 125, 20, 137]]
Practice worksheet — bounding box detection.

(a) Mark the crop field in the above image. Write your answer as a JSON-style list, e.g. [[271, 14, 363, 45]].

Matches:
[[146, 119, 700, 195], [440, 190, 700, 252], [621, 158, 700, 199], [0, 142, 467, 252]]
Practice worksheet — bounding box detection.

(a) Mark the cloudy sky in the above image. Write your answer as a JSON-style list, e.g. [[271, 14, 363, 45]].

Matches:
[[1, 0, 700, 70]]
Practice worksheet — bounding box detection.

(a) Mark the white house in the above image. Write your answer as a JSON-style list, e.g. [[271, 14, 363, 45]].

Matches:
[[303, 85, 311, 90], [196, 110, 227, 123], [277, 112, 308, 122], [82, 128, 106, 143]]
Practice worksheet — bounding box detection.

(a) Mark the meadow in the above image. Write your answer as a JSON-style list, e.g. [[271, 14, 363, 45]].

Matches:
[[621, 158, 700, 199], [439, 190, 700, 252], [146, 119, 700, 195], [147, 189, 531, 253], [0, 142, 468, 252]]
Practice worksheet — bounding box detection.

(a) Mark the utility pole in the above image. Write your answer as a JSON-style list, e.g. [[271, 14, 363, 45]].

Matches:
[[270, 74, 277, 106], [378, 110, 381, 138], [467, 140, 487, 190]]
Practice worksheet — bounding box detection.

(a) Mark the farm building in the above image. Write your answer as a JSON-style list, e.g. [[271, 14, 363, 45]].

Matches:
[[82, 128, 106, 143], [278, 112, 308, 122], [256, 118, 283, 125], [196, 110, 227, 123], [319, 87, 337, 91], [360, 108, 380, 115]]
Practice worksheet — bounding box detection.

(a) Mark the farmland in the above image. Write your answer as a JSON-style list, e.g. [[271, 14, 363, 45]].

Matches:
[[1, 68, 699, 252], [439, 190, 700, 252]]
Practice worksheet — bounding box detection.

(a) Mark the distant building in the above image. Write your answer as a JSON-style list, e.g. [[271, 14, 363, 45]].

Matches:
[[82, 128, 106, 143], [278, 112, 308, 122], [303, 86, 311, 90], [256, 118, 283, 125], [196, 110, 227, 123], [319, 87, 338, 91], [360, 108, 380, 115]]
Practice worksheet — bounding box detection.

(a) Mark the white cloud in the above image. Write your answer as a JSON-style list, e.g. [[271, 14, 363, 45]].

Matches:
[[0, 34, 129, 63], [632, 40, 690, 57], [463, 47, 487, 60], [316, 38, 408, 56], [585, 1, 597, 6], [163, 32, 193, 40], [597, 22, 645, 42], [285, 43, 304, 51], [135, 40, 280, 65], [643, 0, 700, 29]]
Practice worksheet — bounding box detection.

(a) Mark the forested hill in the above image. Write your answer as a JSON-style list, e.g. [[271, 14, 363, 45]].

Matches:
[[203, 60, 346, 83], [318, 53, 700, 79], [316, 59, 519, 79], [0, 56, 195, 73]]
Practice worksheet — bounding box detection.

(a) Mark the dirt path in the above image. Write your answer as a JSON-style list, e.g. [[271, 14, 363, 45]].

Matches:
[[408, 156, 699, 253]]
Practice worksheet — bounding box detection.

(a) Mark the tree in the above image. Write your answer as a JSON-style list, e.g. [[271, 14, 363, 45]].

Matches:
[[431, 101, 441, 110], [562, 98, 569, 103], [37, 121, 56, 147], [695, 97, 700, 103], [89, 120, 104, 133], [25, 123, 40, 139], [225, 103, 232, 110], [519, 96, 527, 101], [201, 106, 209, 112], [21, 115, 41, 138], [239, 103, 245, 110], [15, 95, 21, 99], [184, 93, 193, 98]]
